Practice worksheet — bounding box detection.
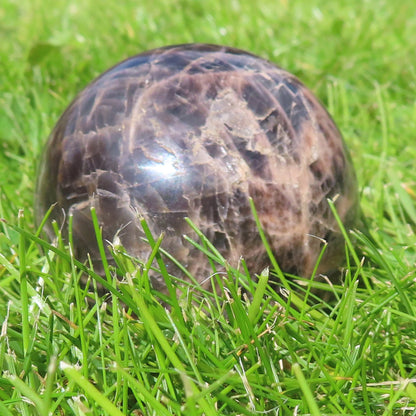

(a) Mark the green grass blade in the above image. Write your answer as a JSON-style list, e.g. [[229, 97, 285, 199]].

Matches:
[[292, 363, 322, 416], [61, 363, 125, 416]]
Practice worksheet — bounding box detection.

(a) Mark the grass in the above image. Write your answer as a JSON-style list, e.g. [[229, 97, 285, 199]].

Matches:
[[1, 0, 416, 414]]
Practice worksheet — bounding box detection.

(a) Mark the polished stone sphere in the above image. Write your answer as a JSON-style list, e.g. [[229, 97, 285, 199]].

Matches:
[[36, 44, 359, 292]]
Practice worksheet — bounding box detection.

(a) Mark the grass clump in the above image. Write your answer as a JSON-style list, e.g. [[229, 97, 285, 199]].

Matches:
[[1, 207, 416, 415]]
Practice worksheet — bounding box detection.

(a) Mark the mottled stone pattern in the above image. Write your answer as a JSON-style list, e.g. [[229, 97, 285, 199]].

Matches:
[[36, 44, 358, 291]]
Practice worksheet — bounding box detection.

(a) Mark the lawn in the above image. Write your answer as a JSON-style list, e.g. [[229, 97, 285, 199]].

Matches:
[[1, 0, 416, 414]]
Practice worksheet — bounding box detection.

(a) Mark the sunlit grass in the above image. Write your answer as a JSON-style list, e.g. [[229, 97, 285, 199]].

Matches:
[[1, 0, 416, 414]]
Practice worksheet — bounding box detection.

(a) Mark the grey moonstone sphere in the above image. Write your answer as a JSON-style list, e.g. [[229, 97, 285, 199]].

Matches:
[[35, 43, 359, 292]]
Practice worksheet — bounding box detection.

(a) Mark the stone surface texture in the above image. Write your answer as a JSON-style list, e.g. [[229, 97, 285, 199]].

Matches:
[[36, 44, 359, 291]]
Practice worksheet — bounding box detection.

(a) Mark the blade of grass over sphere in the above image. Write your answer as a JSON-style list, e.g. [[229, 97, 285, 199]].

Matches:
[[68, 214, 89, 378], [224, 282, 252, 342], [90, 207, 113, 284], [139, 216, 185, 323], [96, 229, 124, 403], [181, 234, 224, 270], [247, 198, 327, 319], [247, 267, 269, 324], [182, 219, 255, 300], [24, 203, 57, 260], [3, 220, 140, 315], [248, 198, 290, 291], [61, 363, 125, 416], [90, 258, 109, 391], [327, 198, 361, 271], [240, 257, 256, 293], [143, 231, 164, 273], [183, 218, 226, 281], [51, 220, 65, 264], [158, 246, 202, 287], [184, 217, 226, 264], [300, 239, 329, 305], [340, 281, 358, 351], [326, 198, 374, 298], [124, 274, 217, 416], [33, 203, 56, 237]]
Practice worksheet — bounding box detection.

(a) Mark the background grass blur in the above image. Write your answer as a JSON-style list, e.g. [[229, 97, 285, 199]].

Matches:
[[1, 0, 416, 414]]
